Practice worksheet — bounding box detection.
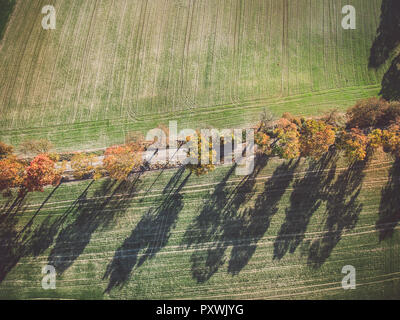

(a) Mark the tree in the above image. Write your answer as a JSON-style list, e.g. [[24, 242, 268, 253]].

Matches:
[[23, 154, 62, 193], [381, 124, 400, 158], [299, 119, 336, 158], [271, 118, 301, 159], [337, 128, 369, 163], [0, 156, 26, 196], [71, 153, 97, 180], [103, 145, 142, 180], [367, 129, 384, 151], [254, 132, 271, 154], [19, 139, 54, 157], [345, 98, 400, 129], [322, 109, 346, 127], [185, 131, 216, 176], [125, 131, 146, 151], [258, 108, 275, 131], [0, 141, 13, 159]]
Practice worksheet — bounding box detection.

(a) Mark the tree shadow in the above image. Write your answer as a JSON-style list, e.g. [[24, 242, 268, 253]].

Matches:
[[182, 165, 238, 283], [25, 180, 95, 258], [380, 54, 400, 101], [48, 176, 142, 275], [273, 151, 338, 260], [103, 167, 190, 293], [0, 0, 16, 42], [369, 0, 400, 101], [228, 159, 299, 275], [0, 198, 26, 282], [368, 0, 400, 69], [307, 157, 369, 268], [0, 190, 47, 283], [184, 154, 279, 283], [376, 158, 400, 241]]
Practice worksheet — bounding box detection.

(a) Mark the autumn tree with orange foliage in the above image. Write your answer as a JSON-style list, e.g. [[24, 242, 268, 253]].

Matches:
[[185, 131, 217, 176], [0, 156, 26, 196], [337, 128, 369, 163], [71, 153, 97, 180], [254, 132, 271, 154], [102, 145, 142, 181], [271, 117, 301, 159], [380, 124, 400, 158], [22, 154, 62, 194], [299, 119, 336, 159]]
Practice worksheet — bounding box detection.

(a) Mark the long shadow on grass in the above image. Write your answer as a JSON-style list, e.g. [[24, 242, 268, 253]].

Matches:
[[183, 155, 296, 283], [0, 0, 16, 41], [273, 151, 338, 260], [182, 164, 238, 283], [369, 0, 400, 69], [380, 54, 400, 101], [25, 180, 94, 258], [103, 167, 190, 293], [307, 157, 369, 268], [0, 182, 63, 283], [376, 159, 400, 241], [228, 159, 299, 275], [48, 176, 142, 275], [369, 0, 400, 101], [0, 192, 28, 283]]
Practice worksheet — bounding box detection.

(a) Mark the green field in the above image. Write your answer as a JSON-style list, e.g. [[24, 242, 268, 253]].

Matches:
[[0, 0, 390, 151], [1, 154, 399, 299], [1, 0, 399, 300]]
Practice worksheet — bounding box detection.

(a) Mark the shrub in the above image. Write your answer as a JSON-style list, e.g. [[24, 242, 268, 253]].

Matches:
[[0, 156, 26, 196], [0, 141, 13, 159], [103, 145, 142, 181], [346, 98, 388, 129], [271, 118, 301, 159], [299, 119, 336, 158], [346, 98, 400, 129], [71, 153, 97, 179], [23, 154, 62, 193], [185, 131, 216, 176], [337, 128, 369, 163], [19, 139, 53, 157]]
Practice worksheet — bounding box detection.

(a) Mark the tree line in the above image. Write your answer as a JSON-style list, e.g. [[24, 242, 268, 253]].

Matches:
[[1, 97, 400, 198]]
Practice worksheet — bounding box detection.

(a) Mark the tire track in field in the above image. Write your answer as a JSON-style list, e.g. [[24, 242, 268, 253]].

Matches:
[[132, 0, 150, 119], [4, 159, 391, 215], [281, 0, 289, 96], [105, 0, 127, 118], [4, 0, 40, 125], [190, 272, 400, 300], [120, 0, 147, 117], [0, 0, 22, 52], [179, 0, 193, 96], [0, 0, 28, 100], [16, 0, 49, 112], [32, 1, 72, 121], [89, 0, 114, 117], [72, 0, 99, 123], [41, 1, 79, 125], [58, 0, 91, 122]]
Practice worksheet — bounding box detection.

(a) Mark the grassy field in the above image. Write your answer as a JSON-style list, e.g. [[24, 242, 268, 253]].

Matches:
[[0, 0, 390, 151], [1, 153, 399, 299], [1, 0, 399, 300]]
